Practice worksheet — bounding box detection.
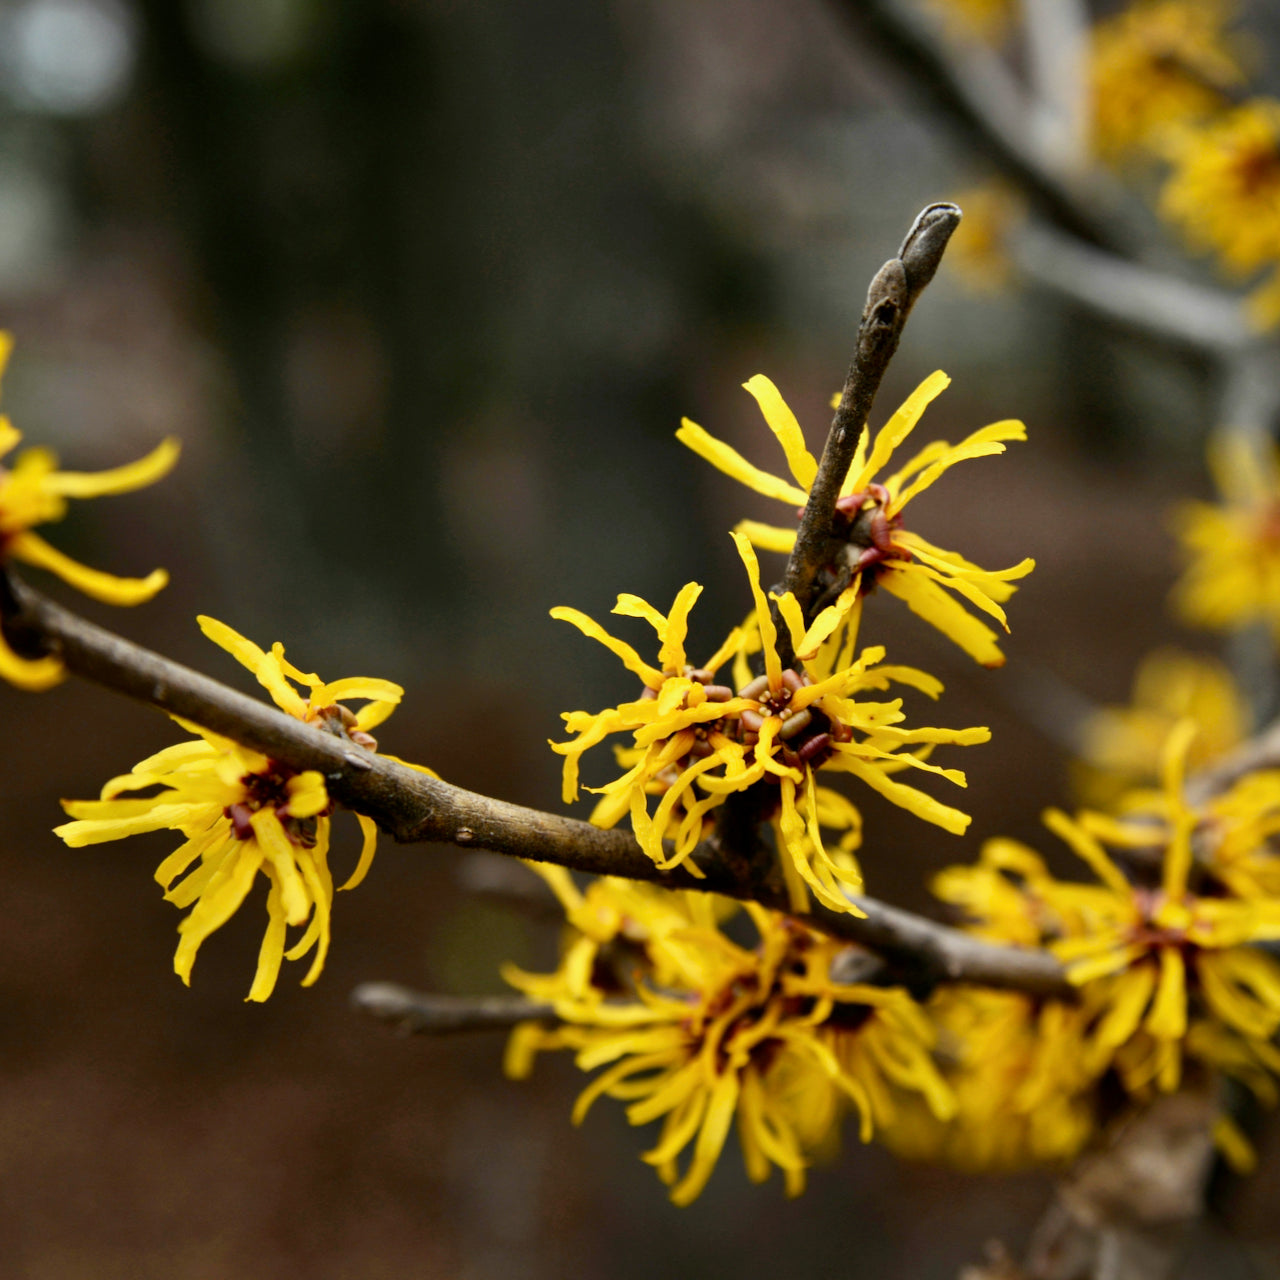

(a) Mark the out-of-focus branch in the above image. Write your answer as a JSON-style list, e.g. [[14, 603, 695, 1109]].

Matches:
[[963, 1090, 1216, 1280], [1011, 221, 1254, 355], [780, 202, 960, 636], [0, 569, 1072, 998], [350, 984, 553, 1035], [1187, 710, 1280, 806], [828, 0, 1121, 250], [1020, 0, 1090, 175]]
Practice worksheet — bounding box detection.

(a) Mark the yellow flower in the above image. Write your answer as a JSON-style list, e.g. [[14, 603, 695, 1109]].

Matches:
[[1074, 648, 1248, 805], [55, 616, 415, 1000], [937, 723, 1280, 1100], [1171, 430, 1280, 642], [1090, 0, 1243, 162], [881, 988, 1096, 1171], [1036, 726, 1280, 1094], [0, 334, 179, 689], [1161, 98, 1280, 278], [551, 534, 990, 914], [505, 887, 953, 1204], [677, 371, 1033, 667]]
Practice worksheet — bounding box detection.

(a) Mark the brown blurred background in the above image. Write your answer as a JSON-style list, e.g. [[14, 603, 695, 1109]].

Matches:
[[0, 1, 1275, 1276]]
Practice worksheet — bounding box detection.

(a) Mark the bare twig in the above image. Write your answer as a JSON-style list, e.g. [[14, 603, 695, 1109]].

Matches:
[[0, 569, 1072, 998], [779, 202, 961, 636], [350, 984, 554, 1035]]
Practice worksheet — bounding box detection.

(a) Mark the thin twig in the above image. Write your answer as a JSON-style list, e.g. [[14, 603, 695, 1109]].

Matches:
[[779, 202, 961, 638], [0, 570, 1072, 998], [350, 984, 554, 1035]]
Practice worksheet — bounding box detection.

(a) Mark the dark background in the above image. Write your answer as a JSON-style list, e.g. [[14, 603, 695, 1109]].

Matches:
[[0, 1, 1273, 1275]]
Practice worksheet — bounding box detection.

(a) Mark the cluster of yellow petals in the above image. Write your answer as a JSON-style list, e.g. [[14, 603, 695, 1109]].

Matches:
[[938, 722, 1280, 1127], [551, 532, 990, 915], [55, 616, 416, 1000], [677, 370, 1032, 668], [1172, 431, 1280, 643], [1160, 97, 1280, 323], [879, 987, 1096, 1172], [1090, 0, 1243, 162], [1074, 647, 1248, 806], [0, 333, 179, 690], [504, 867, 953, 1204]]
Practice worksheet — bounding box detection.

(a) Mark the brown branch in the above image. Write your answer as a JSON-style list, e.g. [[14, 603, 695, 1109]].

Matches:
[[350, 984, 553, 1035], [964, 1089, 1216, 1280], [779, 202, 961, 638], [1, 570, 1071, 998]]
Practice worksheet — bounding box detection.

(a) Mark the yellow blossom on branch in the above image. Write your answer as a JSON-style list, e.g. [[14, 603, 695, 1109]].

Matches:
[[880, 987, 1097, 1172], [551, 534, 990, 914], [1160, 98, 1280, 318], [0, 334, 179, 690], [677, 371, 1033, 667], [505, 884, 953, 1204], [1090, 0, 1243, 162], [55, 616, 421, 1001], [939, 722, 1280, 1099], [1171, 430, 1280, 642]]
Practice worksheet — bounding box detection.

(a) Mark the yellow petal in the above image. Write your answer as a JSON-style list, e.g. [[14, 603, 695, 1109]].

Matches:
[[733, 519, 797, 554], [1144, 948, 1187, 1041], [9, 530, 167, 605], [877, 566, 1005, 667], [742, 374, 818, 489], [45, 437, 180, 497], [551, 605, 663, 688], [848, 371, 950, 494], [658, 582, 703, 673], [0, 622, 63, 690], [197, 616, 309, 717], [731, 531, 782, 693], [246, 879, 289, 1003], [340, 814, 379, 891], [676, 418, 808, 505], [837, 754, 972, 834], [669, 1070, 740, 1206]]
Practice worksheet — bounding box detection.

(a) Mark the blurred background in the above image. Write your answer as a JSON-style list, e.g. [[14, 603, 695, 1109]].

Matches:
[[0, 0, 1276, 1276]]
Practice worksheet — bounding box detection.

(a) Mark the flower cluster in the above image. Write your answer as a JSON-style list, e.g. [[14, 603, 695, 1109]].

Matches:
[[1172, 430, 1280, 643], [0, 333, 179, 689], [933, 721, 1280, 1163], [552, 529, 990, 914], [55, 617, 420, 1000], [505, 867, 953, 1203], [677, 370, 1033, 668], [1089, 0, 1243, 162]]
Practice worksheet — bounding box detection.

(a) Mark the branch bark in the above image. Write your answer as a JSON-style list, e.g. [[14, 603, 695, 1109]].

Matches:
[[350, 984, 553, 1035], [0, 569, 1071, 999], [779, 202, 961, 634]]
